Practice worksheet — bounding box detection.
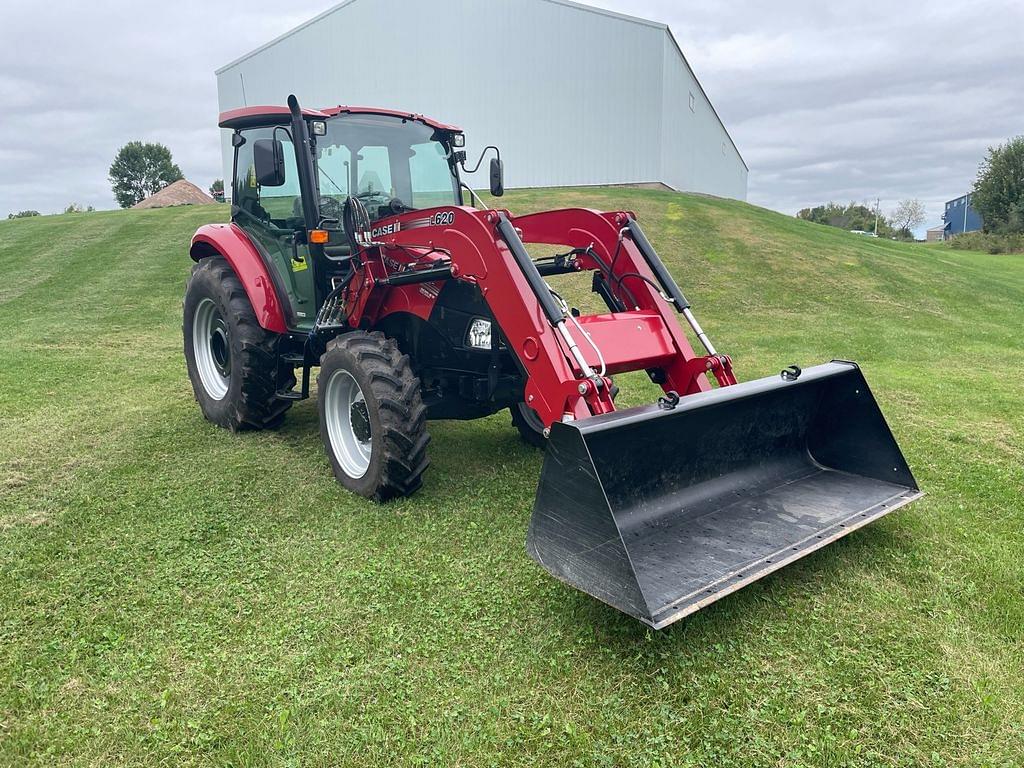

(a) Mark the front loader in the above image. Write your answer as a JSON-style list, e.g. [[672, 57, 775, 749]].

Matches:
[[184, 95, 921, 628]]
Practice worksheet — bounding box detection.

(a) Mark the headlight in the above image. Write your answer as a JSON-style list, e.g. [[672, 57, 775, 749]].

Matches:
[[452, 133, 466, 148], [466, 318, 492, 350]]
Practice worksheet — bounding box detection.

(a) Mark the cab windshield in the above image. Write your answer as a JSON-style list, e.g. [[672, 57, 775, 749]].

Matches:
[[316, 114, 461, 223]]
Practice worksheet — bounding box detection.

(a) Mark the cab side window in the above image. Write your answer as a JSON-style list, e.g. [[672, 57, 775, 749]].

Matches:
[[233, 128, 304, 230], [409, 141, 454, 209]]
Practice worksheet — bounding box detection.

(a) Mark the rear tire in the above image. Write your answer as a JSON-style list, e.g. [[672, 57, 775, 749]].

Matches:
[[183, 256, 294, 431], [511, 402, 548, 449], [318, 331, 430, 501]]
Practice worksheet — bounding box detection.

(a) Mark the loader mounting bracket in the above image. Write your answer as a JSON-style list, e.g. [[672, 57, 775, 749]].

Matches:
[[683, 354, 737, 388]]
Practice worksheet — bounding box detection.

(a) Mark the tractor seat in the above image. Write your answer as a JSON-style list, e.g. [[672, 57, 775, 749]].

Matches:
[[238, 194, 271, 224]]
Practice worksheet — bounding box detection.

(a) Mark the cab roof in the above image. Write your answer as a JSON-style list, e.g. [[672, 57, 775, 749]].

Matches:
[[218, 105, 461, 133]]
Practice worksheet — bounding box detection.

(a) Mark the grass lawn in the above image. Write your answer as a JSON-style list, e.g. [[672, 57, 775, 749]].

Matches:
[[1, 188, 1022, 766]]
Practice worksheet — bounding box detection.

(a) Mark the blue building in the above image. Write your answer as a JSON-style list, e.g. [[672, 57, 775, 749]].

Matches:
[[943, 193, 983, 237]]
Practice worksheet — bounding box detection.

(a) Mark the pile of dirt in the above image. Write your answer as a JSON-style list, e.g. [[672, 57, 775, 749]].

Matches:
[[132, 180, 216, 210]]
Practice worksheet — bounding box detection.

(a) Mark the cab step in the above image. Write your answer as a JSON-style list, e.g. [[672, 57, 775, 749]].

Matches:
[[277, 347, 313, 402]]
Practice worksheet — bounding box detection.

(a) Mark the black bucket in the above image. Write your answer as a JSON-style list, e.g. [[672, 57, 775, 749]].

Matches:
[[526, 361, 922, 629]]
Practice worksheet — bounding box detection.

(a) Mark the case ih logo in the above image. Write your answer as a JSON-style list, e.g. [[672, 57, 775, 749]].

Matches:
[[371, 222, 401, 239]]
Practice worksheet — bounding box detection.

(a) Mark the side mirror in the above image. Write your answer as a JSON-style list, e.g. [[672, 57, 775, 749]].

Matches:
[[489, 157, 504, 197], [253, 139, 286, 187]]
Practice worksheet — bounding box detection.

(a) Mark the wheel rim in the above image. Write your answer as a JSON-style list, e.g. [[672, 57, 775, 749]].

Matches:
[[324, 369, 372, 479], [193, 298, 230, 400]]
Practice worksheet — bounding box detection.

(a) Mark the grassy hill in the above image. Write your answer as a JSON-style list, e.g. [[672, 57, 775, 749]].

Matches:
[[1, 189, 1022, 766]]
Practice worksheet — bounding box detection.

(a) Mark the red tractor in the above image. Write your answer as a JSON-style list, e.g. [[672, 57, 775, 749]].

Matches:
[[184, 96, 921, 628]]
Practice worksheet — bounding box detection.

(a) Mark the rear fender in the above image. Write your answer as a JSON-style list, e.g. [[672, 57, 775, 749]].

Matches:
[[189, 223, 288, 334]]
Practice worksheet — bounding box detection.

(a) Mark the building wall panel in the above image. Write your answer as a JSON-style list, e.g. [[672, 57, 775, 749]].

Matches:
[[216, 0, 747, 200]]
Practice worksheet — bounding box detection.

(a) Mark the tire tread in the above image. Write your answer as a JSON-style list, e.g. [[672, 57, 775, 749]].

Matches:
[[184, 257, 294, 432], [320, 331, 430, 501]]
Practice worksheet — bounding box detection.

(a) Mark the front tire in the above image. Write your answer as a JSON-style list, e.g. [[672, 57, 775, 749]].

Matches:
[[511, 379, 617, 448], [318, 331, 430, 501], [510, 402, 548, 448], [183, 256, 294, 431]]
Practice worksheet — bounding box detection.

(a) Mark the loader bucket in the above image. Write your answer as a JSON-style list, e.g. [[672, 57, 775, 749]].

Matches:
[[526, 361, 921, 629]]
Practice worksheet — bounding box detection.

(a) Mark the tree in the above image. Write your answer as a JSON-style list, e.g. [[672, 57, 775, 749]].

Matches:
[[890, 199, 926, 238], [63, 203, 95, 214], [108, 141, 184, 208], [796, 201, 894, 237], [209, 179, 224, 200], [972, 136, 1024, 234], [8, 210, 40, 219]]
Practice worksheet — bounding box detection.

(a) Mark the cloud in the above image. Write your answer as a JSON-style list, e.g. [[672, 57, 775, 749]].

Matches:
[[0, 0, 325, 215], [1, 0, 1022, 234], [596, 0, 1024, 230]]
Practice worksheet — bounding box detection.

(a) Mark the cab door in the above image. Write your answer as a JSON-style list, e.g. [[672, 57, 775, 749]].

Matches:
[[232, 127, 317, 330]]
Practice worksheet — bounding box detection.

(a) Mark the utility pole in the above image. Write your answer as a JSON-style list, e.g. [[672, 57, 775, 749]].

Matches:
[[874, 198, 880, 236]]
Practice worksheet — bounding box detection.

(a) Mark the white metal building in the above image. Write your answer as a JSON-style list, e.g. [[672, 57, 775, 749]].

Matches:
[[216, 0, 747, 200]]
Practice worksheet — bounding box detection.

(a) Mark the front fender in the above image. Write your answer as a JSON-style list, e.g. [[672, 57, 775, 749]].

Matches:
[[189, 223, 288, 334]]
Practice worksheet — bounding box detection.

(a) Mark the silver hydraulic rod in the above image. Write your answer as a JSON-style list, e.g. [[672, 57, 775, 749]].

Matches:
[[556, 321, 598, 379], [682, 307, 718, 356]]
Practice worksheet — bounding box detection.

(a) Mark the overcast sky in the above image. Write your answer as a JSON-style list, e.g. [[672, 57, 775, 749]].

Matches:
[[2, 0, 1021, 232]]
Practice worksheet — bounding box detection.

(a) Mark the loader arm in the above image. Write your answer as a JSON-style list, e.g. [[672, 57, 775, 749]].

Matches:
[[344, 205, 595, 424], [352, 206, 733, 428], [512, 207, 733, 395]]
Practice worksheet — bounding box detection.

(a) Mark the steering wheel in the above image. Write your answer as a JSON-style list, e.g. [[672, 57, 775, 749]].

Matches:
[[385, 197, 410, 216], [318, 195, 346, 220]]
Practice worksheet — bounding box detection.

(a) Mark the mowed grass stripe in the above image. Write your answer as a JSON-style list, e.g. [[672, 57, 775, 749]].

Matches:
[[1, 189, 1022, 765]]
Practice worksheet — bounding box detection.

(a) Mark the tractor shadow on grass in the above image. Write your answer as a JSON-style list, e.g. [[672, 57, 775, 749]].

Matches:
[[260, 397, 543, 517]]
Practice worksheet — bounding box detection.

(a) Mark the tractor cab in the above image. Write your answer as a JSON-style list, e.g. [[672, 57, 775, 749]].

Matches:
[[221, 103, 473, 330]]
